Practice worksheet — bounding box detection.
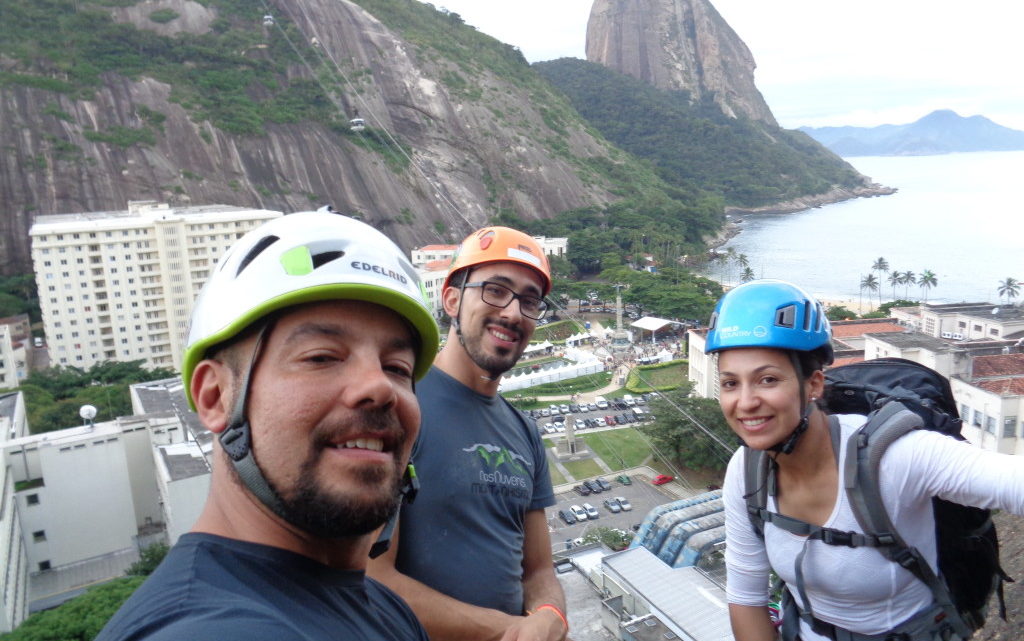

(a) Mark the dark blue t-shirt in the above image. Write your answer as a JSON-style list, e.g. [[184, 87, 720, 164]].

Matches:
[[396, 366, 555, 614], [97, 533, 428, 641]]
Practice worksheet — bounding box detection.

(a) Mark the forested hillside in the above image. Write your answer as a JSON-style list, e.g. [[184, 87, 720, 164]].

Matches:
[[535, 58, 867, 208]]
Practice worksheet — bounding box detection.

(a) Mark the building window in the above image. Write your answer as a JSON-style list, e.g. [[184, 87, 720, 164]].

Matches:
[[989, 328, 999, 336], [38, 561, 51, 571], [26, 494, 40, 506], [1004, 417, 1018, 438], [972, 410, 982, 427], [985, 416, 996, 434], [33, 530, 46, 542]]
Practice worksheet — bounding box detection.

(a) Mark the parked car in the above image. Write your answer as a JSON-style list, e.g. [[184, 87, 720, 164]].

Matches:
[[596, 397, 609, 410], [593, 417, 606, 427], [552, 415, 565, 424], [622, 394, 636, 407], [615, 496, 633, 511], [540, 408, 551, 417], [604, 415, 616, 426], [582, 503, 599, 519], [574, 419, 587, 430], [614, 414, 626, 425], [569, 505, 588, 521], [558, 509, 577, 525], [595, 477, 612, 491], [587, 403, 598, 412], [616, 474, 633, 486], [603, 498, 622, 513], [573, 481, 598, 497], [543, 423, 555, 434], [569, 403, 581, 413], [652, 474, 675, 485], [582, 479, 602, 494], [559, 404, 570, 414]]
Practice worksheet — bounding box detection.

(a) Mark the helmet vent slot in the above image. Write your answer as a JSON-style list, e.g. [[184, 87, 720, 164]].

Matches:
[[311, 250, 345, 269], [803, 301, 811, 330], [236, 235, 279, 277], [775, 305, 796, 328], [708, 311, 718, 331]]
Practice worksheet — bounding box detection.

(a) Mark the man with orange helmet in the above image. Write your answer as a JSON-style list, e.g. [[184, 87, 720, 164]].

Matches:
[[368, 227, 567, 641]]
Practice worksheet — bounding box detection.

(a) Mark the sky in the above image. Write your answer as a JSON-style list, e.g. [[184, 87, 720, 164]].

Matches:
[[420, 1, 1024, 131]]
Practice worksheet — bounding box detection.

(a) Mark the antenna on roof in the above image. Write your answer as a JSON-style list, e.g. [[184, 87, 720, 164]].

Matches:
[[79, 404, 97, 430]]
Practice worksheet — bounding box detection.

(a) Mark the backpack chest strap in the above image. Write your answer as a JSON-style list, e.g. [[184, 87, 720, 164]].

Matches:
[[750, 507, 896, 548]]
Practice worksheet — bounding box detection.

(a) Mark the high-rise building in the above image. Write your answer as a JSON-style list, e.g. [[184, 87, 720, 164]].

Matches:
[[0, 392, 28, 633], [30, 201, 280, 372]]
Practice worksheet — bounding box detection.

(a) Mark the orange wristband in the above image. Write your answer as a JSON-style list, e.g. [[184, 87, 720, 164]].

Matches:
[[530, 603, 568, 633]]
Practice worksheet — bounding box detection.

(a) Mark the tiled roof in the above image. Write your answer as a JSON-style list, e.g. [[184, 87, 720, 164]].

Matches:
[[423, 259, 451, 271], [975, 377, 1024, 396], [830, 356, 865, 368], [972, 353, 1024, 378], [416, 244, 457, 251], [831, 322, 904, 338]]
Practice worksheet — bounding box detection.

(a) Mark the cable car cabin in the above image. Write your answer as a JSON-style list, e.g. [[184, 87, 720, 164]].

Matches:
[[262, 14, 275, 26], [349, 118, 366, 132]]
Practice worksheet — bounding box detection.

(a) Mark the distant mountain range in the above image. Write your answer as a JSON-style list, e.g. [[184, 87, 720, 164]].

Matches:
[[799, 110, 1024, 156]]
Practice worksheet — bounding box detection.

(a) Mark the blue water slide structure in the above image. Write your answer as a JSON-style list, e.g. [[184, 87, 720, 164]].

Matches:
[[676, 524, 727, 568], [647, 498, 724, 556], [629, 489, 721, 550], [656, 510, 726, 566]]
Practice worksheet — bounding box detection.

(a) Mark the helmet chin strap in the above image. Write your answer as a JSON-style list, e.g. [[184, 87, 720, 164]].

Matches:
[[765, 352, 815, 456]]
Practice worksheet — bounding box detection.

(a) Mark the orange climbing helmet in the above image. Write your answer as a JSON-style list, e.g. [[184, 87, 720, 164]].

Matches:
[[443, 227, 552, 296]]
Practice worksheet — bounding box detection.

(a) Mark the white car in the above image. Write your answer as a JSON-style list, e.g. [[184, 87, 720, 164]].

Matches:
[[582, 503, 599, 519], [615, 496, 633, 511], [569, 505, 588, 521]]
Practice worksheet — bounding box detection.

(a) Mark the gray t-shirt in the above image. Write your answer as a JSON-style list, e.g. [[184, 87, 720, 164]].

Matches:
[[396, 366, 555, 614]]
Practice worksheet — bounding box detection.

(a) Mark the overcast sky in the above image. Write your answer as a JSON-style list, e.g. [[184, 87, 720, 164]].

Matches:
[[421, 0, 1024, 130]]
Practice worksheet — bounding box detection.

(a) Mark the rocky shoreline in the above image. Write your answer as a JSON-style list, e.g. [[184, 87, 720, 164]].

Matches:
[[703, 181, 897, 251]]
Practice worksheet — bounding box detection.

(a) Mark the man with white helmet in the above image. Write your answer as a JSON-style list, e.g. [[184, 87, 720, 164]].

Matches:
[[98, 209, 439, 641], [368, 227, 567, 641]]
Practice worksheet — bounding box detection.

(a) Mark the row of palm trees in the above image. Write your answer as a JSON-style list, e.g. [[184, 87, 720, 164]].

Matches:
[[707, 248, 755, 284], [859, 258, 938, 309], [862, 258, 1022, 309]]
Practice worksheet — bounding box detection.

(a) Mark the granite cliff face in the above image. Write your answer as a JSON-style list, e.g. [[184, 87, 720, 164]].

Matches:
[[586, 0, 776, 125], [0, 0, 616, 274]]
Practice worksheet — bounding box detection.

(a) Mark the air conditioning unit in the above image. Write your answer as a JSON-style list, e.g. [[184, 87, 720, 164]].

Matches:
[[941, 331, 953, 339], [952, 333, 964, 340]]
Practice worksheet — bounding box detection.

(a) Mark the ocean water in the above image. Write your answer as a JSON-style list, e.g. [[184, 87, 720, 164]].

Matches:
[[716, 150, 1024, 306]]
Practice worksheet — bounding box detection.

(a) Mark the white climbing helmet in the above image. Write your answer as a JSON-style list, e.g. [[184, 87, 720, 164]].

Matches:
[[181, 209, 439, 407]]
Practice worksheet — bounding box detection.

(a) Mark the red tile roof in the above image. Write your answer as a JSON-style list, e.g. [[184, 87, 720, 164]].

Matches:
[[831, 322, 904, 338], [416, 244, 457, 252], [829, 356, 865, 368], [423, 259, 451, 272], [975, 377, 1024, 396], [972, 353, 1024, 378]]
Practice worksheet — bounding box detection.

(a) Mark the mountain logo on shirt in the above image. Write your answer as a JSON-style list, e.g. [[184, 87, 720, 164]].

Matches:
[[463, 443, 530, 475]]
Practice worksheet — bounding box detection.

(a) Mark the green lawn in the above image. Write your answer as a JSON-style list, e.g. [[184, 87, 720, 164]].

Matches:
[[627, 360, 687, 391], [548, 464, 566, 486], [562, 458, 604, 479], [583, 429, 652, 470]]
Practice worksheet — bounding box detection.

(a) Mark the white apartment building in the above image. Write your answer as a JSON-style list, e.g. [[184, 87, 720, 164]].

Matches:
[[417, 262, 450, 320], [891, 302, 1024, 342], [30, 201, 281, 372], [0, 315, 32, 389], [0, 392, 29, 633], [410, 244, 457, 268]]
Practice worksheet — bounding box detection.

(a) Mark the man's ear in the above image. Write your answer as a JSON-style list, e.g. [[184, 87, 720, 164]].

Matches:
[[441, 285, 461, 318], [191, 360, 234, 434]]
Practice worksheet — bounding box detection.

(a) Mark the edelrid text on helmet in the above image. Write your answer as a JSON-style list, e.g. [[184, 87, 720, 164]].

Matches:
[[181, 210, 440, 408], [443, 227, 552, 296], [704, 279, 834, 362]]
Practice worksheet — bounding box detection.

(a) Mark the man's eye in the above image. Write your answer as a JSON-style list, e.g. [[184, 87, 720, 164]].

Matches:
[[484, 284, 506, 297], [386, 364, 413, 379]]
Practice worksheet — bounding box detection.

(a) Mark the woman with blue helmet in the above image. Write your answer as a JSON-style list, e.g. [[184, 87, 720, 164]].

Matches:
[[706, 280, 1024, 641]]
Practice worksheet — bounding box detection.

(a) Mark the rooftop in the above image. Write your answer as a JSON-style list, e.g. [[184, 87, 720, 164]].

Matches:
[[974, 377, 1024, 396], [414, 244, 457, 252], [867, 331, 953, 351], [972, 353, 1024, 378], [131, 378, 212, 450], [30, 202, 278, 233], [422, 259, 451, 272], [159, 441, 210, 481], [831, 320, 904, 338]]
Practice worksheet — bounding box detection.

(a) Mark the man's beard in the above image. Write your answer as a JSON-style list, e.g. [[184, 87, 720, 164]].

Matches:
[[461, 317, 526, 378], [252, 409, 407, 540]]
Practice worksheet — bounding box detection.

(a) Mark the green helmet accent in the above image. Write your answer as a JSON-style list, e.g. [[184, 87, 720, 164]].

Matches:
[[182, 209, 439, 408]]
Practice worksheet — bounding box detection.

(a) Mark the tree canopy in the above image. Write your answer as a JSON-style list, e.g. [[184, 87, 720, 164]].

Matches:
[[642, 384, 734, 472]]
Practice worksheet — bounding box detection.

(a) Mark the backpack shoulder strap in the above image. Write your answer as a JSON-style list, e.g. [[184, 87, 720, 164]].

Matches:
[[743, 446, 770, 538], [842, 401, 972, 639]]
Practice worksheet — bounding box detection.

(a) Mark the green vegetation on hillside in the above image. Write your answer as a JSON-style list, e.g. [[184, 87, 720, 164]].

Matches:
[[0, 274, 40, 322], [0, 577, 144, 641], [9, 361, 175, 434], [535, 58, 864, 208]]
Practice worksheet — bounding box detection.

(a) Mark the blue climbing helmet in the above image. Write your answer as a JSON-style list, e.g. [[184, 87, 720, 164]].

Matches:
[[705, 279, 834, 363]]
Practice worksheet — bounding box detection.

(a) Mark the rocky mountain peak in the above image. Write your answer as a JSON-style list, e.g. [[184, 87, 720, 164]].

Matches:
[[586, 0, 776, 125]]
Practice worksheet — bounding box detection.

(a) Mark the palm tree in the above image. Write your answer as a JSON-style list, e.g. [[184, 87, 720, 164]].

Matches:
[[887, 271, 901, 302], [737, 253, 750, 270], [860, 274, 879, 313], [918, 270, 937, 302], [872, 257, 889, 306], [724, 247, 738, 284], [740, 266, 755, 283], [900, 270, 916, 300], [998, 277, 1020, 304]]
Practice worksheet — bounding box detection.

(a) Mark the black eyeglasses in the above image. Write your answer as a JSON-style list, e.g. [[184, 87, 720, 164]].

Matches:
[[463, 281, 549, 320]]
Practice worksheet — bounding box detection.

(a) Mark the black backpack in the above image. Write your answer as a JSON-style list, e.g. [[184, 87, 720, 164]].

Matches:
[[744, 358, 1012, 640]]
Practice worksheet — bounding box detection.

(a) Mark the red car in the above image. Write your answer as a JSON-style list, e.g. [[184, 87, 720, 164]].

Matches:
[[652, 474, 675, 485]]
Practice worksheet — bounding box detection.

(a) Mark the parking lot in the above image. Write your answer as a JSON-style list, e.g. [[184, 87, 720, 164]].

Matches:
[[528, 395, 655, 436], [543, 472, 679, 546]]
